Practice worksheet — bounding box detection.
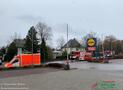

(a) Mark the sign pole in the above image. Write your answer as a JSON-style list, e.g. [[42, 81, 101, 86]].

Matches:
[[64, 24, 70, 70]]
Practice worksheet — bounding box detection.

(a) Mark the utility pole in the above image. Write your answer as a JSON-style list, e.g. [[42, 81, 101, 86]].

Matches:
[[67, 24, 69, 61], [101, 34, 105, 62], [32, 29, 34, 67], [64, 24, 70, 70]]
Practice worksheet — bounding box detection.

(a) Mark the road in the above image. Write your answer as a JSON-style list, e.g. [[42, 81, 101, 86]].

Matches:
[[0, 67, 60, 79], [0, 59, 123, 90], [70, 59, 123, 70]]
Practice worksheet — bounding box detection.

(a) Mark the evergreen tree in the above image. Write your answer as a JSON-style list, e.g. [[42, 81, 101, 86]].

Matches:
[[47, 46, 53, 61], [4, 42, 17, 61], [40, 38, 47, 63], [0, 47, 6, 57], [25, 26, 39, 53]]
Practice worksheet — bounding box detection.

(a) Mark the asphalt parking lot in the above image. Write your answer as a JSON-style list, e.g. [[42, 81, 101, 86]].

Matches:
[[1, 59, 123, 90], [70, 59, 123, 70]]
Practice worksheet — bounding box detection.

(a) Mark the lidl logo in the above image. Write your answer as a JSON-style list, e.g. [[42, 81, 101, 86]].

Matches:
[[87, 38, 96, 47]]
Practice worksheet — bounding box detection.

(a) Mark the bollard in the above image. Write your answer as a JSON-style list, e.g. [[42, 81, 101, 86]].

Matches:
[[64, 61, 70, 70]]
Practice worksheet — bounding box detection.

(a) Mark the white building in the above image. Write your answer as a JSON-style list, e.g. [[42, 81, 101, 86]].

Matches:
[[62, 38, 85, 54]]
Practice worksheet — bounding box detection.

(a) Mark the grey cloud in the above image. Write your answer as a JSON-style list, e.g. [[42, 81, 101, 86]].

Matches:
[[16, 15, 43, 22], [1, 0, 123, 47]]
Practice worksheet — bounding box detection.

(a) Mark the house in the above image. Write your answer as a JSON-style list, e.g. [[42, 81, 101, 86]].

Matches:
[[62, 38, 85, 54], [14, 39, 25, 54], [52, 49, 62, 59], [14, 39, 25, 48]]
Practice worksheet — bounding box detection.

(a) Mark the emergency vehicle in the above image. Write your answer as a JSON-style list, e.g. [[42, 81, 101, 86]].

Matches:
[[4, 53, 41, 68], [69, 51, 92, 61]]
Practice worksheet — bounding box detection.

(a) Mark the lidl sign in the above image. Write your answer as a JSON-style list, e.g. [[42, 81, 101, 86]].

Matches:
[[87, 38, 97, 51], [87, 38, 96, 47], [87, 47, 96, 51]]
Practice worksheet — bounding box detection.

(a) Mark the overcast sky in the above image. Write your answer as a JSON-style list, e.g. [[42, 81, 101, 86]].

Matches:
[[0, 0, 123, 47]]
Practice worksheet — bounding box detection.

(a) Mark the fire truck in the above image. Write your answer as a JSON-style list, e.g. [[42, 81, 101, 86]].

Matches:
[[4, 53, 41, 68], [69, 51, 92, 61], [86, 51, 110, 63], [69, 51, 108, 63]]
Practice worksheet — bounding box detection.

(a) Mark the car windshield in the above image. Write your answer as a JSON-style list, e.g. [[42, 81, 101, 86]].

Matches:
[[11, 59, 18, 64], [10, 57, 18, 64]]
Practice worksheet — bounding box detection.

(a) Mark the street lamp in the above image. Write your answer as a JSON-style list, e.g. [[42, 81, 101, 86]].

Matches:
[[101, 34, 105, 61], [64, 24, 70, 70], [67, 24, 69, 61], [31, 29, 34, 67]]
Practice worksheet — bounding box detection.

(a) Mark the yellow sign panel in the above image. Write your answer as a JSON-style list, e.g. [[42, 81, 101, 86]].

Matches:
[[87, 38, 95, 47]]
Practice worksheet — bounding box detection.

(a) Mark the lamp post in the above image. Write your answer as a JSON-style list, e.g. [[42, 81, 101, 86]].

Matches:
[[101, 34, 105, 62], [32, 29, 34, 67], [64, 24, 70, 70], [67, 24, 69, 61]]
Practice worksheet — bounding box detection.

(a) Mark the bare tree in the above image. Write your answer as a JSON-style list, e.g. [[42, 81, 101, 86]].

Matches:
[[57, 36, 65, 49], [36, 22, 52, 43], [35, 22, 52, 63], [103, 35, 117, 51]]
